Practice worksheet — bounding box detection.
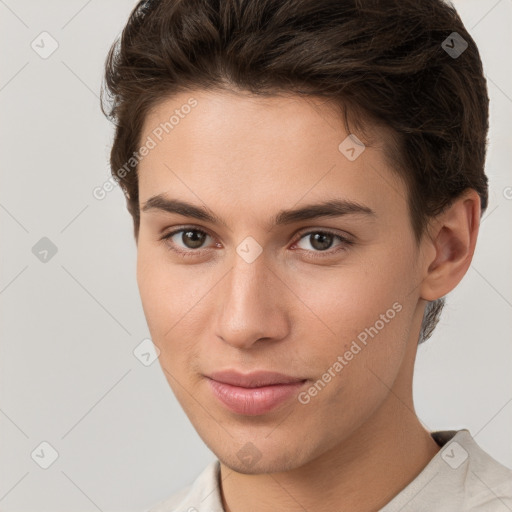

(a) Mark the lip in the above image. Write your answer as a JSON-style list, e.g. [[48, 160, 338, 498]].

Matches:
[[205, 370, 308, 416], [207, 370, 306, 387]]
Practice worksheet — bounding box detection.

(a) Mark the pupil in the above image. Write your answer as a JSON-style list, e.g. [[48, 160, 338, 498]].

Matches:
[[183, 230, 205, 249], [311, 233, 333, 251]]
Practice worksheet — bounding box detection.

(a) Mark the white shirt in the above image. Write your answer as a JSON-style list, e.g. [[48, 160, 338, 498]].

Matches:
[[147, 430, 512, 512]]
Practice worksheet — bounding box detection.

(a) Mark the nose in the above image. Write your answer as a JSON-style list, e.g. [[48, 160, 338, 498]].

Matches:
[[214, 253, 290, 350]]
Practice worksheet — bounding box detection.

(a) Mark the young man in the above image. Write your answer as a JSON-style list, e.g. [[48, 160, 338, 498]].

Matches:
[[101, 0, 512, 510]]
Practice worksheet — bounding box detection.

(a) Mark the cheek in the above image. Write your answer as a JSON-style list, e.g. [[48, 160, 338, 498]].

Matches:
[[294, 275, 411, 431], [291, 244, 415, 385], [293, 277, 409, 380], [295, 257, 412, 344], [136, 242, 207, 373], [136, 236, 190, 324], [136, 244, 183, 351]]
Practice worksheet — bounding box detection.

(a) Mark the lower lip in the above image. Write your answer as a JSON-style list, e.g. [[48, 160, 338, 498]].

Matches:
[[207, 378, 307, 416]]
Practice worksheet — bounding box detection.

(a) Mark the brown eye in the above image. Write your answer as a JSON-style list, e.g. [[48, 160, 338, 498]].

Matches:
[[180, 229, 208, 249], [161, 228, 212, 254], [294, 230, 353, 254], [308, 232, 335, 251]]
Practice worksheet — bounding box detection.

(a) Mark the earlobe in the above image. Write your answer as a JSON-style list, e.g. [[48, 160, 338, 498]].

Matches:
[[420, 189, 481, 301]]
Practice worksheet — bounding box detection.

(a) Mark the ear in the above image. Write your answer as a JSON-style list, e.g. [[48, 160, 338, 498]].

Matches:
[[420, 189, 481, 301]]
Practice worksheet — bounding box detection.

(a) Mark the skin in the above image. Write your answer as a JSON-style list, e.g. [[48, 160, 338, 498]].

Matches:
[[135, 89, 480, 512]]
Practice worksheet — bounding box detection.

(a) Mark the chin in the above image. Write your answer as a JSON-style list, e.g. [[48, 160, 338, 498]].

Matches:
[[210, 433, 315, 475], [219, 451, 303, 475]]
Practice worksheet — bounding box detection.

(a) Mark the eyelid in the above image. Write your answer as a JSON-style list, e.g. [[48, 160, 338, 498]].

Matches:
[[160, 225, 216, 252], [160, 225, 354, 255], [293, 227, 354, 244]]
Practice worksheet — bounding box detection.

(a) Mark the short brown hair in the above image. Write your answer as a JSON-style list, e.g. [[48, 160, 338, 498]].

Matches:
[[101, 0, 490, 343]]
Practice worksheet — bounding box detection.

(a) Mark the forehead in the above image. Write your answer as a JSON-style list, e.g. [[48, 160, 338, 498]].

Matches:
[[137, 89, 407, 222], [140, 90, 353, 163]]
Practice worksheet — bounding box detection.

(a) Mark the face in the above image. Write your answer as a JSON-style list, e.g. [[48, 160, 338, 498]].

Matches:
[[136, 89, 426, 474]]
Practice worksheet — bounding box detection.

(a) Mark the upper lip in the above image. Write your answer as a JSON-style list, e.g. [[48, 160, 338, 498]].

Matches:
[[206, 370, 306, 388]]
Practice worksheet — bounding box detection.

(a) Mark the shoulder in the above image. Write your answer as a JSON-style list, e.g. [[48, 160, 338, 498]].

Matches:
[[144, 460, 222, 512], [455, 430, 512, 510], [145, 485, 191, 512], [381, 429, 512, 512]]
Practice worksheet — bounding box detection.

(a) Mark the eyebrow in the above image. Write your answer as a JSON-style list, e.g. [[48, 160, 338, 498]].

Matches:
[[141, 195, 376, 228]]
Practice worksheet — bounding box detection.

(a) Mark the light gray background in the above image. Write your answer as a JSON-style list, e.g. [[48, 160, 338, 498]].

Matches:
[[0, 0, 511, 510]]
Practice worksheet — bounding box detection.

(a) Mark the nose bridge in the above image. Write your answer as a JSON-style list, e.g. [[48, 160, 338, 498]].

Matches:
[[225, 250, 272, 324], [214, 247, 287, 348]]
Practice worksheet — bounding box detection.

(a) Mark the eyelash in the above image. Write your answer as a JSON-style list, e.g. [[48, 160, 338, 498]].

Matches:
[[159, 226, 354, 259]]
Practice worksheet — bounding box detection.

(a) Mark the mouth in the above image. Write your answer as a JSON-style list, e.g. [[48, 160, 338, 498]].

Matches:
[[205, 370, 308, 416]]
